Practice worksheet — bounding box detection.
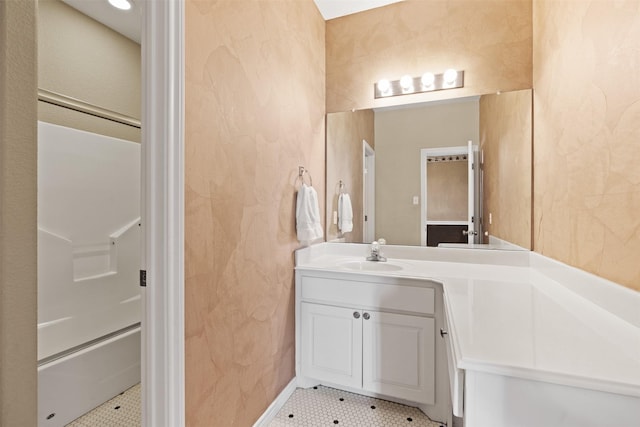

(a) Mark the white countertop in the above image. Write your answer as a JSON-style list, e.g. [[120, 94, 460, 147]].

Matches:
[[295, 244, 640, 398]]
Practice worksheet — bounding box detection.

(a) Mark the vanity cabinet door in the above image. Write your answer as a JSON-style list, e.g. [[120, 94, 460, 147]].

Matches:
[[362, 311, 435, 405], [300, 302, 363, 389]]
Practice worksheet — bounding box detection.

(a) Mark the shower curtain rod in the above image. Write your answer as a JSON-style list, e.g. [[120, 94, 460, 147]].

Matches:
[[38, 88, 141, 129]]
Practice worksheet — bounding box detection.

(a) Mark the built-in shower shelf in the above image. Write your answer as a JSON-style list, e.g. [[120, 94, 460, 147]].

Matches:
[[74, 271, 117, 283]]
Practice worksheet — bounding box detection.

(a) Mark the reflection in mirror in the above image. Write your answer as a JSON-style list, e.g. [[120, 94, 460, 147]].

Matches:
[[479, 90, 532, 249], [325, 89, 532, 250], [325, 110, 374, 243]]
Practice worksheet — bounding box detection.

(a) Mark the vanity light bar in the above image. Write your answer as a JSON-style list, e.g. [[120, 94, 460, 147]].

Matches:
[[374, 69, 464, 99]]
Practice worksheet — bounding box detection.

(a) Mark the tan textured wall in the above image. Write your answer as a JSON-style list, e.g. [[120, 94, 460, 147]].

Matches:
[[533, 0, 640, 291], [0, 0, 38, 425], [38, 0, 141, 142], [375, 99, 479, 245], [326, 110, 374, 242], [427, 161, 468, 222], [326, 0, 532, 112], [184, 1, 325, 425], [480, 90, 532, 249]]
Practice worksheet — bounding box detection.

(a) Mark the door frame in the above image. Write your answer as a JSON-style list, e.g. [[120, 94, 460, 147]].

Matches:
[[142, 1, 185, 426], [420, 145, 470, 247]]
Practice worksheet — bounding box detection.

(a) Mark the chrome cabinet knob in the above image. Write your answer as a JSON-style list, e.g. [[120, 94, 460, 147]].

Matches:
[[363, 313, 371, 320], [353, 312, 360, 319]]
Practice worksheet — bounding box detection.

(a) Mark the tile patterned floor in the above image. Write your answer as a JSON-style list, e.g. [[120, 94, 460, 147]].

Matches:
[[65, 383, 444, 427], [269, 386, 445, 427], [66, 383, 141, 427]]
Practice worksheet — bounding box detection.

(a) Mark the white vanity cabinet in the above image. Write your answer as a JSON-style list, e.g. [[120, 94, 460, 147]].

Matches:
[[296, 271, 439, 406], [294, 244, 640, 427]]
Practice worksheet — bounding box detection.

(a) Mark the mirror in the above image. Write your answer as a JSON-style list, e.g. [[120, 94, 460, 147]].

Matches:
[[325, 89, 532, 250]]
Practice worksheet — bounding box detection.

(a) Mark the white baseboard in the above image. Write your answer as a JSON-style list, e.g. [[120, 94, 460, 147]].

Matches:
[[252, 378, 297, 427]]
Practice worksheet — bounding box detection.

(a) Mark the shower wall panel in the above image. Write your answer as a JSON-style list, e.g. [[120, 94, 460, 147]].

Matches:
[[37, 121, 141, 361]]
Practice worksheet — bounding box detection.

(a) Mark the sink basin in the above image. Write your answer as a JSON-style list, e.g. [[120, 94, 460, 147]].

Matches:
[[339, 261, 404, 272]]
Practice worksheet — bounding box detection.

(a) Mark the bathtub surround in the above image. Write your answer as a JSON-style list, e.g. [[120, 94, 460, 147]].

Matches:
[[533, 0, 640, 291], [0, 0, 38, 425], [36, 122, 142, 426], [184, 0, 325, 425]]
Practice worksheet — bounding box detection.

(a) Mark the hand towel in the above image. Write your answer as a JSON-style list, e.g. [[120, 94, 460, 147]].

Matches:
[[296, 184, 323, 242], [338, 193, 353, 233]]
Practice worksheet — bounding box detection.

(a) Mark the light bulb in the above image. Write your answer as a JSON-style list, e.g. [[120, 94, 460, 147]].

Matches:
[[400, 75, 413, 91], [377, 79, 391, 95], [421, 72, 435, 88], [444, 69, 458, 84], [109, 0, 132, 10]]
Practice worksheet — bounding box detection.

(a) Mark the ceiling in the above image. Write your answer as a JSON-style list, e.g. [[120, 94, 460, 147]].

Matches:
[[315, 0, 404, 20], [61, 0, 142, 44], [60, 0, 404, 45]]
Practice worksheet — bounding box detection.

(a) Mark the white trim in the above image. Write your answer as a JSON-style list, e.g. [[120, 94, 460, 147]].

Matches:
[[252, 378, 298, 427], [421, 146, 468, 158], [426, 220, 468, 226], [141, 1, 185, 426]]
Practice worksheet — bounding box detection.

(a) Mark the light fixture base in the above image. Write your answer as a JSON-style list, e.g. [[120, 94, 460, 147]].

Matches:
[[374, 70, 464, 99]]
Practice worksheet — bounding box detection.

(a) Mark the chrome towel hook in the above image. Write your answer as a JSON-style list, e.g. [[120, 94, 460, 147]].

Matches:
[[298, 166, 313, 186]]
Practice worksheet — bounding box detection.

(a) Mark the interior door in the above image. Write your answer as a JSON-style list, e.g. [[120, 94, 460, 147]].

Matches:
[[466, 140, 475, 243], [362, 310, 435, 405]]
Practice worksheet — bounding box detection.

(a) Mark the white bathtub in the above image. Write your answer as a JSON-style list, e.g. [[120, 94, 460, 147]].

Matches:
[[38, 325, 141, 427]]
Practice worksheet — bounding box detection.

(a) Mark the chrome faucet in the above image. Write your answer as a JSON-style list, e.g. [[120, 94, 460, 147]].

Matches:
[[366, 240, 387, 262]]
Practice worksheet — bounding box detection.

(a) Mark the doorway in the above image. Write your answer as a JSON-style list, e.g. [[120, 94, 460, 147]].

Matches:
[[36, 1, 142, 425], [420, 143, 479, 247], [35, 1, 185, 426]]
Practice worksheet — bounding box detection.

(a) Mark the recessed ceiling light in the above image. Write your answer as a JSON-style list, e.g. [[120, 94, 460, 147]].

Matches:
[[108, 0, 132, 11]]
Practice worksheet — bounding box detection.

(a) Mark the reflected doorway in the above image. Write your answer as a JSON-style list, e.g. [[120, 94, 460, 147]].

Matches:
[[420, 143, 479, 247]]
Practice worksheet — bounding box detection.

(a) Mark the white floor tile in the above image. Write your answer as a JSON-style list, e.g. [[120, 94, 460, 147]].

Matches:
[[269, 386, 444, 427], [66, 383, 141, 427]]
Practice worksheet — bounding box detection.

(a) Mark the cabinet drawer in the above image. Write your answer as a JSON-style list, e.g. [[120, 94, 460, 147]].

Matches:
[[301, 276, 435, 315]]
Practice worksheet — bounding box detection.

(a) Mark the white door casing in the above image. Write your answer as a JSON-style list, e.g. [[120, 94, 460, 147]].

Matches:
[[142, 0, 185, 425]]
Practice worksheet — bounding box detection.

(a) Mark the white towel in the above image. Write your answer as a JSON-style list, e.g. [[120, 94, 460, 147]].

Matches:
[[338, 193, 353, 233], [296, 184, 323, 242]]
